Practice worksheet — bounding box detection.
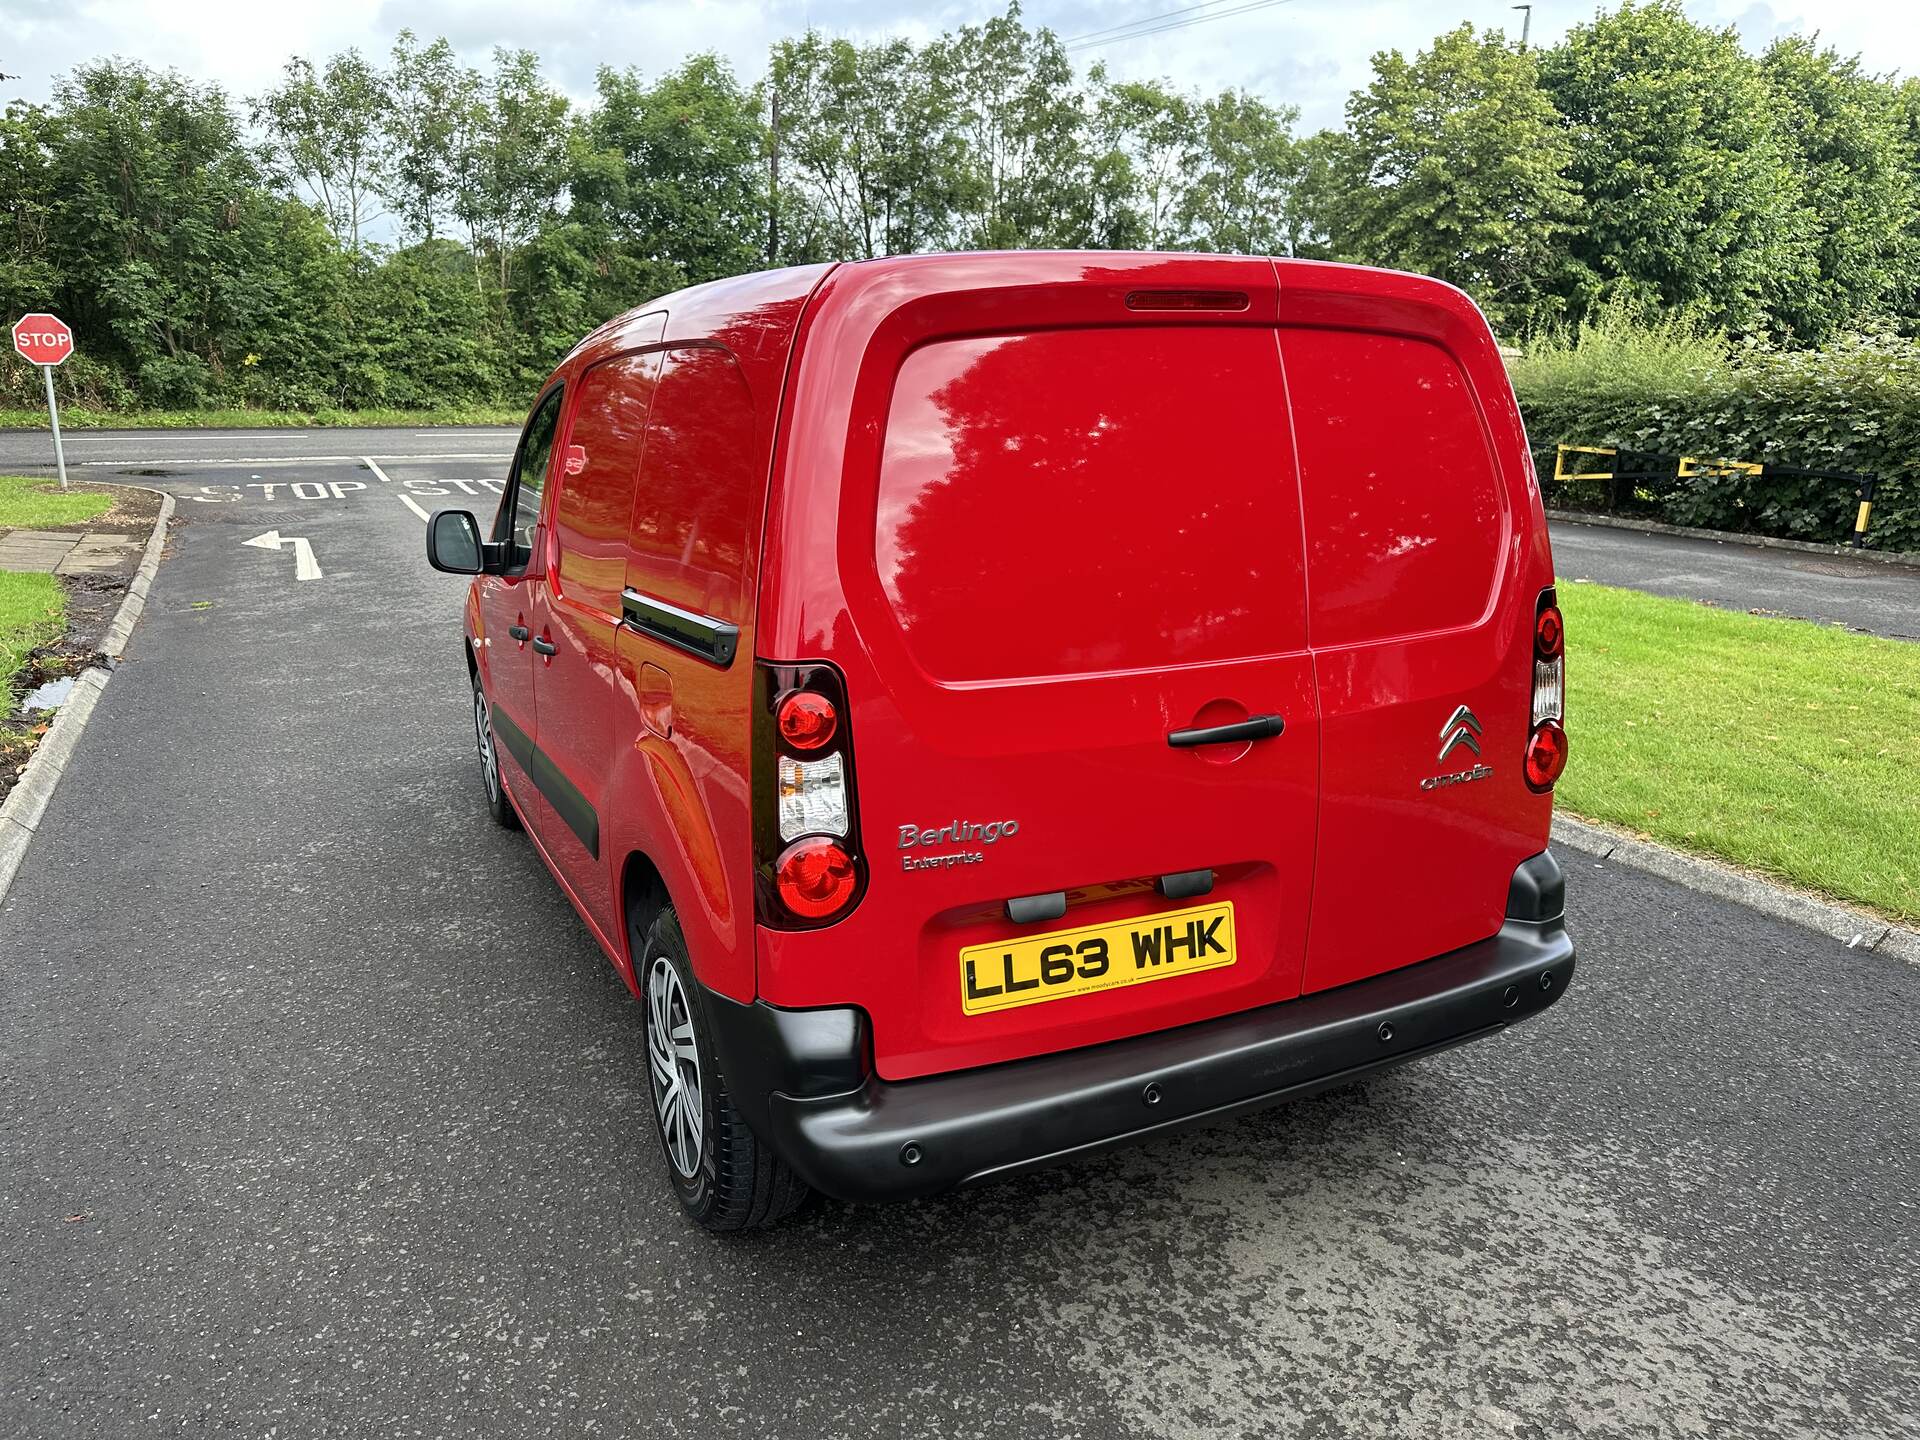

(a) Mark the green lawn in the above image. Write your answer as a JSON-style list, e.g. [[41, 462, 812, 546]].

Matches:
[[0, 474, 115, 528], [0, 404, 520, 431], [1559, 581, 1920, 924], [0, 571, 65, 697]]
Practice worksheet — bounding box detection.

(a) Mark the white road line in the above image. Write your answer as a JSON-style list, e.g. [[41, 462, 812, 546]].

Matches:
[[76, 452, 512, 467], [399, 494, 432, 522], [362, 455, 395, 484]]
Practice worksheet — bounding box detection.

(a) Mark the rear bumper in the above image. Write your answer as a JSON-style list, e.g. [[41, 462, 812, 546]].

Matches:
[[706, 851, 1574, 1204]]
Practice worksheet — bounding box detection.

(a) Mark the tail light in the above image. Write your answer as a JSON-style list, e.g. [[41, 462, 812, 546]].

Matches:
[[756, 662, 866, 927], [774, 836, 858, 919], [1527, 587, 1568, 792]]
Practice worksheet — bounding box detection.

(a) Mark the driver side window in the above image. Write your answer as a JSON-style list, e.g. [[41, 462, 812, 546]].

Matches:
[[494, 385, 566, 562]]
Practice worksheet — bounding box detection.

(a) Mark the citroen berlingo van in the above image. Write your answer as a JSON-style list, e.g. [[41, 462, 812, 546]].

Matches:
[[426, 252, 1575, 1231]]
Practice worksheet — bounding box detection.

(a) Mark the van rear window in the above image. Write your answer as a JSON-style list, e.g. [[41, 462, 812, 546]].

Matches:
[[1281, 329, 1505, 648], [874, 327, 1307, 683]]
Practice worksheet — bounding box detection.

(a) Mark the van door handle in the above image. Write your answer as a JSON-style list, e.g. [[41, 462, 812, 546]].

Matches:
[[1167, 714, 1285, 747], [508, 625, 531, 642], [531, 636, 558, 656]]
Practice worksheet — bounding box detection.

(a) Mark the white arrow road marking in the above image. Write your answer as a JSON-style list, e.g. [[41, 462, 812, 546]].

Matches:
[[242, 529, 323, 581]]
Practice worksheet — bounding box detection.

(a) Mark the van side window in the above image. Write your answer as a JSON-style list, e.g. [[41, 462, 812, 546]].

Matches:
[[1282, 329, 1505, 648], [495, 385, 566, 561], [551, 353, 663, 616], [625, 348, 758, 625]]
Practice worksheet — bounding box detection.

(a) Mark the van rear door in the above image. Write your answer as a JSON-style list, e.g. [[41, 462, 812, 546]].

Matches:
[[756, 256, 1320, 1081], [1278, 263, 1556, 993]]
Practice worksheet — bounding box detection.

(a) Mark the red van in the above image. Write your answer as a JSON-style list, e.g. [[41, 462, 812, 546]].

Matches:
[[427, 252, 1574, 1230]]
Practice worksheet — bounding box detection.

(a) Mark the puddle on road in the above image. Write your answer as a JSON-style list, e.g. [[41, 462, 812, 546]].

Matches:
[[22, 675, 76, 711]]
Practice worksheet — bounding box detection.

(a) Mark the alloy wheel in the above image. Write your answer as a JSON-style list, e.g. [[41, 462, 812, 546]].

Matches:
[[473, 686, 499, 802], [646, 957, 704, 1179]]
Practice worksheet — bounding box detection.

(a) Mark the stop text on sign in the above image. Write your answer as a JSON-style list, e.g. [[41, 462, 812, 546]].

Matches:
[[11, 313, 75, 366]]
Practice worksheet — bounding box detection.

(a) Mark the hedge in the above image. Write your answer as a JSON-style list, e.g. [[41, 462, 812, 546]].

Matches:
[[1511, 335, 1920, 553]]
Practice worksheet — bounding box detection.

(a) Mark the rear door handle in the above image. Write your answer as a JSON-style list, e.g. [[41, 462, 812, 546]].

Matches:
[[508, 624, 531, 642], [1167, 714, 1285, 747], [531, 636, 558, 656]]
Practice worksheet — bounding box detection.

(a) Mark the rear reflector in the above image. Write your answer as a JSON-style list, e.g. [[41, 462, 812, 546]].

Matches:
[[1525, 720, 1569, 791], [775, 837, 858, 919], [778, 752, 849, 841], [1124, 289, 1250, 312]]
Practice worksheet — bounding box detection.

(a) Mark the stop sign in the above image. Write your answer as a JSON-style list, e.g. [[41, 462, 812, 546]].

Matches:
[[12, 313, 74, 367]]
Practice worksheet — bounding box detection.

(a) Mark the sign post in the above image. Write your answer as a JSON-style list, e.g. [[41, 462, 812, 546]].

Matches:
[[11, 313, 75, 491]]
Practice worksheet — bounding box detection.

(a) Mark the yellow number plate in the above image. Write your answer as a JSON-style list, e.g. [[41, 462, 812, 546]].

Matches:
[[959, 901, 1236, 1016]]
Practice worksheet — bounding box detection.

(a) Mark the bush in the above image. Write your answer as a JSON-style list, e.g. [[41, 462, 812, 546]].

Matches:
[[1513, 308, 1918, 551]]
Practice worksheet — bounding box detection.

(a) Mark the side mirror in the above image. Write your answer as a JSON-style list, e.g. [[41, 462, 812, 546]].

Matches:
[[426, 509, 489, 574]]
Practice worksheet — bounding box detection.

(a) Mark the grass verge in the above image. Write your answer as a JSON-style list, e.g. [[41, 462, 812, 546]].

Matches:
[[0, 474, 115, 529], [1559, 581, 1919, 925], [0, 404, 521, 431], [0, 572, 65, 698]]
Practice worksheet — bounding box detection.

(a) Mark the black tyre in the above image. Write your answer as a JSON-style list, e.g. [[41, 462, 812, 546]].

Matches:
[[471, 670, 521, 830], [637, 907, 811, 1231]]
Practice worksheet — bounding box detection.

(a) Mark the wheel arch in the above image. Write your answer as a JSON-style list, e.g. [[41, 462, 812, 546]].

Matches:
[[617, 848, 674, 994]]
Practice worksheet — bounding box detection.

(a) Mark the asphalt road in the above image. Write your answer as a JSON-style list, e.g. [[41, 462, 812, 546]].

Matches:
[[0, 433, 1915, 1438], [0, 424, 521, 471], [1551, 519, 1920, 640]]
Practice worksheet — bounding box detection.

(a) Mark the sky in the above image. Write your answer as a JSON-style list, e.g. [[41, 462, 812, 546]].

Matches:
[[0, 0, 1907, 135]]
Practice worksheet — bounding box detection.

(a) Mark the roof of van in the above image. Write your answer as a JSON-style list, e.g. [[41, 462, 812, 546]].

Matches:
[[559, 251, 1493, 382]]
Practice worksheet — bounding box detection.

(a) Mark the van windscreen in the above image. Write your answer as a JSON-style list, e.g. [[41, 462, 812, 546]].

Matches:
[[873, 327, 1307, 683]]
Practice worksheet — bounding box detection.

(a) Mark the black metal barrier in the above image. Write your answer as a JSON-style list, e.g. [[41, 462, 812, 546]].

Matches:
[[1553, 445, 1880, 548]]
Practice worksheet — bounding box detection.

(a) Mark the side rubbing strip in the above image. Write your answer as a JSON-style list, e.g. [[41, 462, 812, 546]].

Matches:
[[621, 588, 739, 668], [533, 751, 600, 860], [490, 701, 537, 775], [488, 701, 600, 858]]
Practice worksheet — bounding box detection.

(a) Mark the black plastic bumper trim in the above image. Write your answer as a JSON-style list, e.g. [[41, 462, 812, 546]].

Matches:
[[707, 848, 1576, 1204], [759, 915, 1572, 1201]]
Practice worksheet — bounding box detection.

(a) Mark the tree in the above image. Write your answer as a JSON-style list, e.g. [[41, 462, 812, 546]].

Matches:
[[574, 55, 766, 283], [1539, 0, 1804, 334], [252, 50, 388, 252], [381, 30, 468, 243], [0, 101, 62, 321], [1283, 129, 1347, 260], [1094, 77, 1198, 250], [1332, 24, 1578, 333], [1178, 90, 1303, 256], [42, 61, 312, 401], [1760, 36, 1915, 340], [927, 5, 1093, 249], [451, 48, 571, 291], [769, 32, 967, 260]]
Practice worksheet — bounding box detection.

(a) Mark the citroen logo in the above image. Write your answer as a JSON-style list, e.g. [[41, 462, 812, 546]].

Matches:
[[1437, 705, 1483, 762]]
